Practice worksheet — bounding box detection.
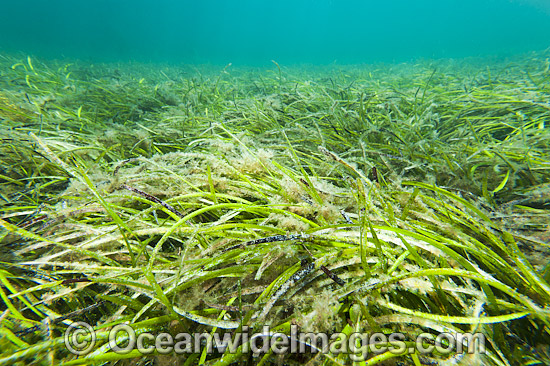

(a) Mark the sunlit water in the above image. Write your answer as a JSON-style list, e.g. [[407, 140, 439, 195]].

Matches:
[[1, 0, 549, 65]]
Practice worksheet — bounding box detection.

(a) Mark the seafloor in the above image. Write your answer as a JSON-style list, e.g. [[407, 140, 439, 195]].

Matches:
[[0, 52, 549, 365]]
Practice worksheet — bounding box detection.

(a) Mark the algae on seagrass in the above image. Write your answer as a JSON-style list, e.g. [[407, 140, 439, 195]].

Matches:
[[0, 52, 549, 365]]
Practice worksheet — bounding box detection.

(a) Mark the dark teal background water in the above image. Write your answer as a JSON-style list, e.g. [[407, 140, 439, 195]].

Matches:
[[1, 0, 549, 65]]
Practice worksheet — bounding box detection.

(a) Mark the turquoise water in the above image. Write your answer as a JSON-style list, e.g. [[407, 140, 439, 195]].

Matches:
[[1, 0, 549, 64]]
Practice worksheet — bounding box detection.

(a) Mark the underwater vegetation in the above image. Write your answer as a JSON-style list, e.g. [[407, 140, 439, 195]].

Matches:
[[0, 51, 549, 365]]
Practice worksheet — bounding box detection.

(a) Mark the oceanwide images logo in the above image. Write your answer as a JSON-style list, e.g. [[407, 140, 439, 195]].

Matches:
[[64, 322, 485, 361]]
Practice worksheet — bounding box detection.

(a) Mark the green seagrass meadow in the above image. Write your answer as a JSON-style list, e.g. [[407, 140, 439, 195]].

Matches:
[[0, 53, 549, 365]]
